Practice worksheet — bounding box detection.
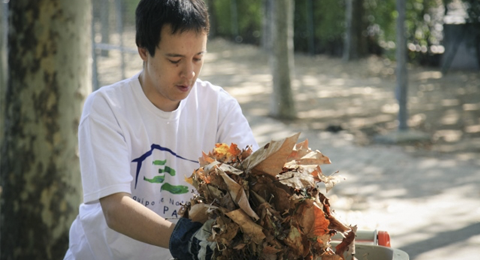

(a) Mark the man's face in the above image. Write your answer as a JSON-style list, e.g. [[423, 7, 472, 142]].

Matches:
[[138, 25, 207, 112]]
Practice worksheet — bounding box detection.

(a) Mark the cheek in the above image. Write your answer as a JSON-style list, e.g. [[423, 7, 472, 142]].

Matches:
[[195, 62, 204, 75], [149, 61, 168, 80]]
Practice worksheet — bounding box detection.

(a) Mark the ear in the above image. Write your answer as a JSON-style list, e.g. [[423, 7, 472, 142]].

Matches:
[[138, 47, 149, 61]]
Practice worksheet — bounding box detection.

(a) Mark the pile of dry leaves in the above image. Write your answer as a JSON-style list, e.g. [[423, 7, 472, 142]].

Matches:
[[182, 133, 357, 260]]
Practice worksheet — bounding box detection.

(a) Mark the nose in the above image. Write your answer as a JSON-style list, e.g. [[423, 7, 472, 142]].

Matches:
[[180, 62, 195, 80]]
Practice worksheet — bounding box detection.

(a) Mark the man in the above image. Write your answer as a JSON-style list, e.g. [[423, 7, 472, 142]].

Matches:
[[64, 0, 258, 259]]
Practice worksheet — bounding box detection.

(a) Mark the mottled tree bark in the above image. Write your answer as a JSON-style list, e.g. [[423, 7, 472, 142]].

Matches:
[[269, 0, 296, 119], [0, 2, 7, 143], [0, 0, 91, 259]]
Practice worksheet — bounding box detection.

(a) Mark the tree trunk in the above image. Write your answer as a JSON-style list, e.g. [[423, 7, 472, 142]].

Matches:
[[396, 0, 408, 130], [0, 1, 7, 144], [261, 0, 273, 51], [0, 0, 91, 259], [343, 0, 367, 61], [269, 0, 296, 119]]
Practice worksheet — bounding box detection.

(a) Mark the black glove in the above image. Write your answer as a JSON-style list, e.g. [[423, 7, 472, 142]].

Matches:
[[169, 218, 216, 260]]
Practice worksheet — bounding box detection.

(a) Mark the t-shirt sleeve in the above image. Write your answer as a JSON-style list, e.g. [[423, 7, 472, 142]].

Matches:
[[215, 89, 259, 151], [79, 93, 132, 204]]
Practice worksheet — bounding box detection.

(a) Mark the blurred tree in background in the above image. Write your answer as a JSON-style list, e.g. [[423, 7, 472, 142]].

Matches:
[[343, 0, 369, 61], [268, 0, 296, 119], [0, 0, 90, 259]]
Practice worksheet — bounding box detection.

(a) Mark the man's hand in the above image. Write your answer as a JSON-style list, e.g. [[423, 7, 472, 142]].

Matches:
[[169, 218, 216, 260]]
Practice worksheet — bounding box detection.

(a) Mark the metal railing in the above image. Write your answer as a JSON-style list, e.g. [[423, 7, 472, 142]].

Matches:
[[92, 0, 138, 90]]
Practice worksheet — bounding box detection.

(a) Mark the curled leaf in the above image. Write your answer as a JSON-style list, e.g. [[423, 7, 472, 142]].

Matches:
[[241, 133, 300, 176], [225, 209, 266, 244], [218, 167, 259, 220], [319, 171, 346, 193]]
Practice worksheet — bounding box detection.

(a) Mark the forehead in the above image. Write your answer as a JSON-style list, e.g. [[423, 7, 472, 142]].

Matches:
[[158, 25, 207, 50]]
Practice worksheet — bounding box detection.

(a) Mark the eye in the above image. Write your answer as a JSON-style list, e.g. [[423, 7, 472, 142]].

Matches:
[[168, 59, 180, 64]]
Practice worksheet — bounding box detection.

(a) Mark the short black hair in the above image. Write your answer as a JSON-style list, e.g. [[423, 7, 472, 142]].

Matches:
[[135, 0, 210, 57]]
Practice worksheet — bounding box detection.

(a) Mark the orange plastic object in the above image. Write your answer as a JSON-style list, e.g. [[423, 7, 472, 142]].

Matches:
[[377, 230, 391, 247]]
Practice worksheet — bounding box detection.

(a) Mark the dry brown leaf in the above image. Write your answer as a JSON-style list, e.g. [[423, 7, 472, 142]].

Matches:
[[276, 170, 316, 190], [328, 214, 351, 233], [187, 203, 214, 224], [283, 226, 305, 256], [284, 160, 325, 184], [217, 167, 259, 220], [262, 244, 282, 255], [212, 215, 240, 247], [296, 199, 316, 235], [319, 171, 346, 193], [297, 150, 332, 165], [241, 133, 300, 176], [225, 209, 266, 244], [250, 175, 291, 213], [217, 163, 244, 175], [288, 139, 310, 160], [321, 255, 344, 260], [335, 226, 357, 257]]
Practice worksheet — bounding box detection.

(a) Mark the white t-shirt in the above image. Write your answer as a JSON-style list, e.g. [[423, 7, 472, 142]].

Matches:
[[66, 73, 258, 260]]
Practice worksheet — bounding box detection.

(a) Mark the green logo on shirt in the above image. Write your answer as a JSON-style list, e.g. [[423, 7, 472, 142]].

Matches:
[[143, 159, 189, 194]]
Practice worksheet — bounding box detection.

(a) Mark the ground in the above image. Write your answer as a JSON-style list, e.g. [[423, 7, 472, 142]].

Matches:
[[204, 39, 480, 161]]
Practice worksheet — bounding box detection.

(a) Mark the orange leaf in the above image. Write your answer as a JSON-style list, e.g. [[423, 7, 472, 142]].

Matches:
[[199, 151, 215, 166], [312, 202, 330, 244], [228, 143, 240, 156], [212, 143, 242, 163], [213, 143, 229, 157], [184, 175, 194, 185], [335, 227, 356, 256]]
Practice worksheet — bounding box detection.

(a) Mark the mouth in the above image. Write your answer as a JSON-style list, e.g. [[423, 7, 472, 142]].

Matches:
[[176, 84, 190, 92]]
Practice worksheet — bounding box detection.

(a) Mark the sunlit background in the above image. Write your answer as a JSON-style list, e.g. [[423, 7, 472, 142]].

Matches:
[[1, 0, 479, 259], [88, 1, 479, 259]]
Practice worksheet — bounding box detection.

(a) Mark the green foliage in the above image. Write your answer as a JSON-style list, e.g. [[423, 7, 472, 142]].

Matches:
[[211, 0, 262, 44], [293, 0, 345, 55], [206, 0, 473, 64], [313, 0, 346, 44], [364, 0, 444, 64], [365, 0, 397, 43]]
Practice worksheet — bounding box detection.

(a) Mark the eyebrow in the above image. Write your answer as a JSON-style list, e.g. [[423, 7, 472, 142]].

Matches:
[[165, 51, 206, 58]]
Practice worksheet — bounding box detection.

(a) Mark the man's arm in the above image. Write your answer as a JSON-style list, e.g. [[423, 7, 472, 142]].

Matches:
[[99, 192, 175, 248]]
